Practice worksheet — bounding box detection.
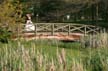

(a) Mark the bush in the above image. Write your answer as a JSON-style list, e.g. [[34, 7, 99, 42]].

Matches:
[[0, 28, 12, 43]]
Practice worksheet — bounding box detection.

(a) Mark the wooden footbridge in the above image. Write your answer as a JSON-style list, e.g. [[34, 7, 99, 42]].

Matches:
[[15, 23, 102, 41]]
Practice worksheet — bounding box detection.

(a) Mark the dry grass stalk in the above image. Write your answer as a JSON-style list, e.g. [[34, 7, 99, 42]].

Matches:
[[80, 31, 108, 48], [49, 58, 55, 71], [72, 60, 85, 71], [57, 48, 66, 71], [22, 47, 32, 71], [36, 50, 43, 70]]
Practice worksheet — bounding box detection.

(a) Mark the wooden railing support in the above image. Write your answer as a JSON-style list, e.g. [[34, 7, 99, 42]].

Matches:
[[68, 24, 70, 36], [51, 24, 54, 36], [35, 24, 37, 36], [15, 23, 101, 38], [84, 25, 87, 36]]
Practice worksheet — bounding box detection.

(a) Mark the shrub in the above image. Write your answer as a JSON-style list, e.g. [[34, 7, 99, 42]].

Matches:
[[0, 28, 11, 43]]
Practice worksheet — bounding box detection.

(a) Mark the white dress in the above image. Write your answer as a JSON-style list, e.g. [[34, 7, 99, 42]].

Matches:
[[25, 20, 35, 31]]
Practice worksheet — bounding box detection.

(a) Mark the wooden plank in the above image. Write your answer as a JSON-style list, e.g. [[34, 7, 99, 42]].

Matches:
[[36, 24, 52, 31], [54, 24, 69, 31], [70, 26, 85, 33], [86, 27, 99, 34]]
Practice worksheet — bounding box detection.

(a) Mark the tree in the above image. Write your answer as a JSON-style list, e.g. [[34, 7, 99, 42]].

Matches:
[[20, 0, 107, 23], [0, 0, 24, 42], [0, 0, 24, 31], [31, 0, 103, 22]]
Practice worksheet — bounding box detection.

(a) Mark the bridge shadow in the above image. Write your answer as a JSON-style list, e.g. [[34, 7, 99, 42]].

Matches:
[[58, 40, 81, 50], [61, 40, 78, 43]]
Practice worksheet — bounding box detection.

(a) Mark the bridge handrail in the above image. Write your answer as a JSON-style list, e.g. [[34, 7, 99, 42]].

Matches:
[[21, 23, 98, 26], [15, 23, 102, 36]]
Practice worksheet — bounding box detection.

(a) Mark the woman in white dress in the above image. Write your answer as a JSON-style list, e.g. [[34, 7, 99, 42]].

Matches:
[[25, 14, 35, 31]]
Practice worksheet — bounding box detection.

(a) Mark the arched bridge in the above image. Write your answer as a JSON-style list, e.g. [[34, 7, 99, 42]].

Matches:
[[16, 23, 102, 41]]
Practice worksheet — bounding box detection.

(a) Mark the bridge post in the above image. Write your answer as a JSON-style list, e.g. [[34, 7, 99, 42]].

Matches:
[[51, 23, 54, 36], [35, 24, 37, 36], [84, 25, 87, 36], [68, 24, 70, 36]]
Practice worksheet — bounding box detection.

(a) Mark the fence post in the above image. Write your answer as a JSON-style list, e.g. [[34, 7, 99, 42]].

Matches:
[[84, 25, 87, 36], [51, 23, 54, 36], [35, 24, 37, 36], [68, 24, 70, 36]]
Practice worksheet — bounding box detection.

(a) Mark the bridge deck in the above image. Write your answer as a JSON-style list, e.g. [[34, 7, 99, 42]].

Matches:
[[19, 32, 83, 41]]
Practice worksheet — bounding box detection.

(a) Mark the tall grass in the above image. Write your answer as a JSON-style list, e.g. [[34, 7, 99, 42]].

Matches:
[[80, 30, 108, 48], [0, 35, 108, 71]]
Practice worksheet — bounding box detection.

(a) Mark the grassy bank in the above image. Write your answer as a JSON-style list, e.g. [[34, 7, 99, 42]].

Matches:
[[0, 39, 108, 71]]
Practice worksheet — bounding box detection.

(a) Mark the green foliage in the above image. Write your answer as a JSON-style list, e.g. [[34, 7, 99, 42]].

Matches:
[[21, 0, 108, 23], [0, 0, 24, 31], [0, 40, 108, 71], [0, 28, 11, 43], [0, 0, 25, 42], [83, 48, 108, 71]]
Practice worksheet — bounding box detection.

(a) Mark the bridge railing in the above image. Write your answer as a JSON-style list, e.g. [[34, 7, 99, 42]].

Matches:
[[15, 23, 102, 37]]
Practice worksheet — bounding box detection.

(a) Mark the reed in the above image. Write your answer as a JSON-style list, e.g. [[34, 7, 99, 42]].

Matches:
[[80, 31, 108, 48], [0, 39, 108, 71]]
